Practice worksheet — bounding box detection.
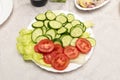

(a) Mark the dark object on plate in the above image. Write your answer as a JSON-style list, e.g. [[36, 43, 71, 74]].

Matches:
[[31, 0, 48, 7]]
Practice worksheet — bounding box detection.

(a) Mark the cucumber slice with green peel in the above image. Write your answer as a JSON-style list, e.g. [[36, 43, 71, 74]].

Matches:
[[64, 23, 73, 33], [46, 29, 56, 40], [67, 14, 75, 22], [45, 10, 53, 13], [31, 28, 43, 43], [57, 27, 67, 34], [35, 13, 46, 21], [53, 38, 62, 45], [55, 34, 61, 38], [71, 20, 81, 26], [86, 37, 96, 46], [32, 21, 43, 28], [45, 34, 52, 40], [49, 20, 62, 29], [70, 38, 78, 46], [75, 24, 85, 32], [46, 12, 56, 20], [70, 25, 83, 38], [35, 35, 48, 43], [61, 35, 72, 47], [80, 22, 86, 32], [56, 15, 67, 24], [81, 32, 90, 38], [42, 26, 47, 34], [59, 13, 66, 16], [44, 20, 50, 30]]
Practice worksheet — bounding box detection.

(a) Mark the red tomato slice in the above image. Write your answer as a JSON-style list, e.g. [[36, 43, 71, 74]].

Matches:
[[76, 38, 92, 53], [43, 50, 62, 64], [37, 39, 54, 53], [34, 44, 40, 53], [64, 46, 80, 59], [51, 53, 70, 70], [53, 44, 63, 54], [43, 54, 52, 64]]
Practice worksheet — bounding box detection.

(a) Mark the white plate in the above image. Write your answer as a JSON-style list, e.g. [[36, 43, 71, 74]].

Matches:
[[74, 0, 110, 11], [0, 0, 13, 25], [28, 10, 95, 73]]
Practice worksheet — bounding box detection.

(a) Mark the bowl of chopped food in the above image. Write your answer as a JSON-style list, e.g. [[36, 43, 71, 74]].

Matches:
[[75, 0, 110, 10]]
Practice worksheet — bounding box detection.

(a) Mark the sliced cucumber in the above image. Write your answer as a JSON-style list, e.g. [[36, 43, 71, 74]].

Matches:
[[67, 14, 75, 22], [45, 34, 52, 40], [61, 35, 72, 47], [59, 13, 66, 16], [46, 29, 56, 40], [71, 20, 81, 26], [70, 38, 78, 46], [70, 25, 83, 38], [86, 37, 96, 46], [35, 13, 46, 21], [46, 12, 56, 20], [55, 34, 61, 38], [49, 20, 62, 29], [31, 28, 43, 43], [45, 10, 52, 13], [44, 20, 50, 30], [80, 22, 86, 32], [32, 21, 43, 28], [57, 27, 67, 34], [42, 26, 47, 34], [56, 15, 67, 24], [75, 24, 85, 32], [64, 23, 73, 33], [54, 38, 62, 45], [35, 35, 48, 43]]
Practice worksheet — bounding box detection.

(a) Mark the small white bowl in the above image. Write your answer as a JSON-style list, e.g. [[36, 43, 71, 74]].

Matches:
[[74, 0, 110, 11]]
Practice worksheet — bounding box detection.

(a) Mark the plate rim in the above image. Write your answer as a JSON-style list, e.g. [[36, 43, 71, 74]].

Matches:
[[0, 0, 13, 25], [28, 10, 95, 73], [74, 0, 110, 11]]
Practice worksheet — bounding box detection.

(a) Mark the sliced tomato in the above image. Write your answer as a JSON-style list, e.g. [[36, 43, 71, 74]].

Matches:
[[64, 46, 80, 59], [76, 38, 92, 53], [34, 44, 39, 53], [43, 51, 58, 64], [51, 53, 70, 70], [53, 44, 63, 54], [43, 54, 52, 64], [37, 39, 54, 53]]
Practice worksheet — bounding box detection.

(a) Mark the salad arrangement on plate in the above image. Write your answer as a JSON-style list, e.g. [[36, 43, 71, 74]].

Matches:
[[16, 10, 96, 72]]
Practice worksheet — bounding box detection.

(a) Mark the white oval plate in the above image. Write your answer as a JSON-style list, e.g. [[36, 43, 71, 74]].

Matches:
[[28, 10, 95, 73], [74, 0, 110, 11], [0, 0, 13, 25]]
